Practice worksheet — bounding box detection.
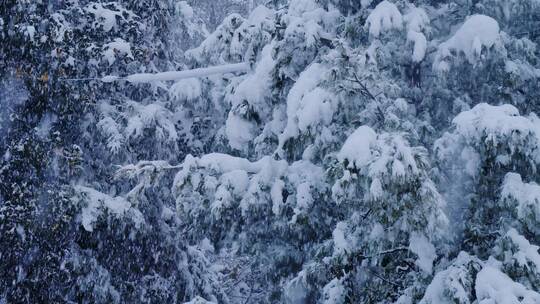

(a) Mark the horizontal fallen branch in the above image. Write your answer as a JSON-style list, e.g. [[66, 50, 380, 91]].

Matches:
[[101, 62, 251, 83]]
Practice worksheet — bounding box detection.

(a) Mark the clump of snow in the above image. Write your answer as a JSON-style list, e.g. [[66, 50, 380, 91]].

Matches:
[[365, 1, 403, 38], [420, 252, 481, 304], [182, 296, 216, 304], [435, 15, 500, 70], [289, 0, 320, 16], [97, 115, 124, 154], [278, 63, 330, 150], [174, 153, 327, 228], [404, 6, 429, 33], [225, 111, 257, 151], [284, 0, 340, 48], [407, 30, 427, 62], [451, 103, 540, 150], [337, 126, 377, 169], [186, 14, 244, 64], [332, 222, 350, 256], [505, 60, 540, 81], [403, 5, 429, 62], [452, 103, 531, 140], [475, 264, 540, 304], [322, 278, 346, 304], [74, 186, 144, 232], [409, 232, 437, 274], [25, 26, 36, 42], [436, 103, 540, 182], [176, 1, 194, 20], [501, 173, 540, 236], [338, 126, 430, 184], [124, 102, 178, 142], [288, 160, 326, 221], [229, 44, 275, 113], [225, 44, 276, 150], [103, 38, 133, 66], [85, 3, 136, 32], [334, 127, 448, 240], [284, 271, 309, 304], [296, 87, 335, 132], [271, 180, 285, 216], [502, 228, 540, 274], [230, 6, 275, 58], [170, 78, 202, 102]]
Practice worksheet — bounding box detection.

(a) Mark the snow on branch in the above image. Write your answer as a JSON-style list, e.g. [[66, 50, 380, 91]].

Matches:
[[101, 62, 251, 83]]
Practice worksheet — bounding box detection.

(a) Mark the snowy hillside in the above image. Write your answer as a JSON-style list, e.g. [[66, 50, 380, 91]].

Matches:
[[1, 0, 540, 303]]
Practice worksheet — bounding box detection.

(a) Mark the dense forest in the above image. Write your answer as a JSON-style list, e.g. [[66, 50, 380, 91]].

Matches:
[[1, 0, 540, 303]]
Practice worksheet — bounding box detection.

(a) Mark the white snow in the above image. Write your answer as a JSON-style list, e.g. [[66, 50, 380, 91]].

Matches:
[[404, 6, 429, 33], [185, 14, 244, 64], [365, 1, 403, 38], [420, 252, 480, 304], [75, 186, 144, 232], [124, 102, 178, 142], [284, 271, 309, 304], [285, 0, 340, 48], [322, 278, 346, 304], [296, 87, 335, 132], [229, 44, 275, 112], [332, 222, 350, 255], [225, 112, 257, 150], [501, 173, 540, 235], [169, 78, 202, 102], [407, 30, 427, 62], [230, 6, 275, 58], [182, 297, 216, 304], [436, 103, 540, 181], [409, 232, 437, 274], [176, 1, 194, 20], [369, 178, 384, 200], [296, 182, 313, 211], [503, 228, 540, 273], [278, 63, 329, 150], [97, 116, 124, 153], [25, 26, 36, 42], [85, 3, 135, 32], [475, 264, 540, 304], [103, 38, 133, 66], [225, 44, 276, 149], [337, 126, 377, 169], [435, 15, 500, 70], [271, 180, 285, 216], [452, 103, 539, 146]]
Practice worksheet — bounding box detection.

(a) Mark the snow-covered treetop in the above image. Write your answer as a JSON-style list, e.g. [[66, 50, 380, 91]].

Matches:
[[435, 15, 501, 71], [333, 125, 447, 242], [452, 103, 538, 144], [365, 1, 403, 38], [403, 6, 429, 33], [501, 173, 540, 236], [337, 126, 378, 169], [475, 262, 540, 304], [337, 126, 421, 179], [436, 103, 540, 173]]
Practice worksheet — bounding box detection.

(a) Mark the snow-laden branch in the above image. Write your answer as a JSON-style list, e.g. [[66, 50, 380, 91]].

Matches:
[[101, 62, 251, 83]]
